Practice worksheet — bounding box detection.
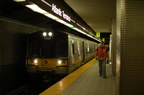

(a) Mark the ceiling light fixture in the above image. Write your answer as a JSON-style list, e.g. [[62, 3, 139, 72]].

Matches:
[[25, 4, 100, 42]]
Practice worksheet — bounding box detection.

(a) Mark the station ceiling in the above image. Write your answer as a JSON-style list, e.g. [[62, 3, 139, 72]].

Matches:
[[1, 0, 115, 44], [64, 0, 116, 33]]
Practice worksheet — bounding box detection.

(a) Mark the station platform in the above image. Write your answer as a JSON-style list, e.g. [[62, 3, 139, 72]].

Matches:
[[40, 59, 116, 95]]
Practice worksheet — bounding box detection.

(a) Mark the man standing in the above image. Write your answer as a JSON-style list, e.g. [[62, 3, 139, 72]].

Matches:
[[96, 41, 108, 78]]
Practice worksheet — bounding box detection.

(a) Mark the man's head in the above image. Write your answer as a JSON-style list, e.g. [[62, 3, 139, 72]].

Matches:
[[100, 41, 105, 47]]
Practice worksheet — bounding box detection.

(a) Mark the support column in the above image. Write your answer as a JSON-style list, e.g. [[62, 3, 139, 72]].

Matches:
[[116, 0, 144, 95]]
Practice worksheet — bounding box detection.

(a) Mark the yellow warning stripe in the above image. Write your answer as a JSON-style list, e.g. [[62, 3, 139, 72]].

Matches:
[[40, 58, 96, 95]]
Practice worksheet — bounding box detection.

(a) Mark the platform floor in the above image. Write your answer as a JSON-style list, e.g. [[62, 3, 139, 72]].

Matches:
[[40, 59, 116, 95]]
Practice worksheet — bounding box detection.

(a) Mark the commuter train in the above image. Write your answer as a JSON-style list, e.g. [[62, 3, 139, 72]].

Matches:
[[26, 30, 97, 75]]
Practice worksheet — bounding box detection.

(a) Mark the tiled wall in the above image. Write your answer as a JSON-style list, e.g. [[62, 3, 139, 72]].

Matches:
[[116, 0, 144, 95]]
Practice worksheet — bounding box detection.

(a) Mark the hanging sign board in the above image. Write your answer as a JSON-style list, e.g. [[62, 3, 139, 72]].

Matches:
[[96, 32, 100, 38], [28, 0, 96, 35]]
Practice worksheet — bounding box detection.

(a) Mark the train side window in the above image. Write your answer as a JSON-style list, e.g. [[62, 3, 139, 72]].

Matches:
[[77, 41, 80, 56], [78, 47, 80, 56], [72, 44, 75, 55], [56, 40, 68, 57], [87, 47, 90, 53]]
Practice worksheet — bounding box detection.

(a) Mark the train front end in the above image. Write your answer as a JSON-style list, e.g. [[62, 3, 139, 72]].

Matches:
[[26, 58, 68, 74], [26, 31, 68, 74]]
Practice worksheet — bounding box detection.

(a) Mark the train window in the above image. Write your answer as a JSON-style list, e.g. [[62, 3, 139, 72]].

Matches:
[[28, 40, 57, 58], [78, 47, 80, 56], [77, 41, 80, 56], [28, 41, 41, 57], [87, 47, 90, 53], [72, 44, 75, 55], [56, 40, 68, 57]]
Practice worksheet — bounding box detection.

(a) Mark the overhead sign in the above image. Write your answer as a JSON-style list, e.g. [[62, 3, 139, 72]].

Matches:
[[41, 0, 78, 23], [41, 0, 72, 22], [52, 4, 71, 22], [96, 32, 100, 38], [102, 38, 105, 42], [28, 0, 96, 38]]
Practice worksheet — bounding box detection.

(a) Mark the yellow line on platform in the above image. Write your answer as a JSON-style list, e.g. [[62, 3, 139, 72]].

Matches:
[[39, 59, 96, 95]]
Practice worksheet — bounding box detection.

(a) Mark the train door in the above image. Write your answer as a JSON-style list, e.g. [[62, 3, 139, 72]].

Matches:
[[67, 36, 75, 73], [82, 42, 85, 62]]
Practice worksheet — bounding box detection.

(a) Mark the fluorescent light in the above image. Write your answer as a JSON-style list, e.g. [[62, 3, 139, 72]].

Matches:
[[25, 4, 100, 42], [73, 28, 86, 35], [73, 28, 100, 42], [56, 19, 66, 24], [44, 14, 59, 20], [65, 24, 74, 28], [26, 4, 47, 14]]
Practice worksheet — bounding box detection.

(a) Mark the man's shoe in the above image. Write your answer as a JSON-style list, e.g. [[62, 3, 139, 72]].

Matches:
[[99, 75, 102, 77], [103, 75, 106, 78]]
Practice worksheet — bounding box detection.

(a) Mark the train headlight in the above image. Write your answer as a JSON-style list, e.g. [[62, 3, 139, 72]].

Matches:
[[34, 59, 38, 63], [57, 60, 67, 66], [34, 59, 38, 65], [58, 60, 62, 64]]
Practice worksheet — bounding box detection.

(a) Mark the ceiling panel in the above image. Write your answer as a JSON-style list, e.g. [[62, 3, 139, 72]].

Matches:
[[64, 0, 116, 33]]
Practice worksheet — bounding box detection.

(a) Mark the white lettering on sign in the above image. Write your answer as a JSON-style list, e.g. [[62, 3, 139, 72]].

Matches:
[[41, 0, 72, 22], [52, 4, 62, 17], [51, 3, 71, 22], [62, 11, 71, 22], [41, 0, 90, 32]]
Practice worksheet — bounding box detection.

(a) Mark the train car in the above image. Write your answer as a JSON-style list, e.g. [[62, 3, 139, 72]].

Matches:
[[26, 30, 97, 75]]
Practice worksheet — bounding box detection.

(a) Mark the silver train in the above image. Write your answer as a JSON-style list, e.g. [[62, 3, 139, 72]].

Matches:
[[26, 31, 97, 75]]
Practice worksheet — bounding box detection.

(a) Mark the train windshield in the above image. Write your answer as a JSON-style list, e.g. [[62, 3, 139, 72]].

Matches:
[[27, 39, 68, 58]]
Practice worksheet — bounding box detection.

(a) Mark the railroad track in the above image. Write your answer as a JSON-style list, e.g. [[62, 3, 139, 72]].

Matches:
[[6, 75, 66, 95]]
